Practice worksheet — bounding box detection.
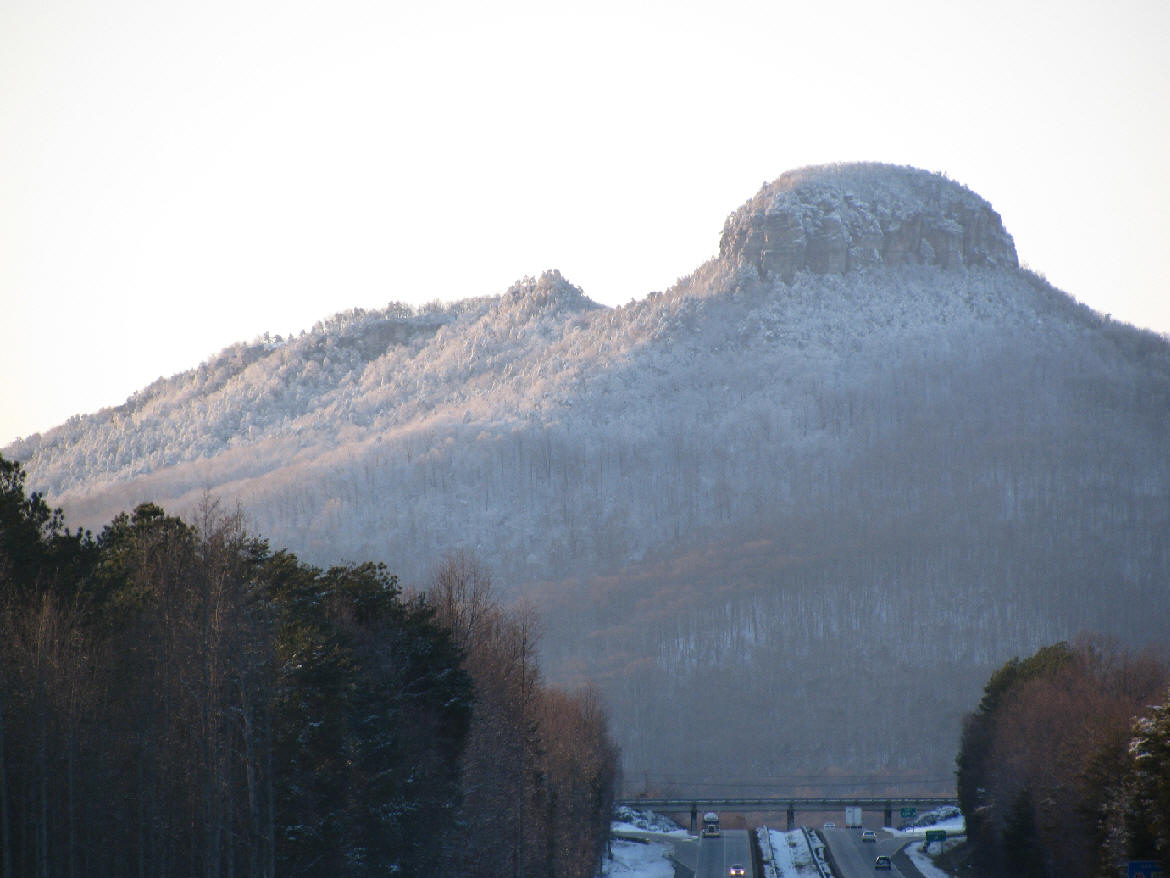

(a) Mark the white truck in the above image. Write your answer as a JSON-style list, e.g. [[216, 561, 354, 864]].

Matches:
[[701, 812, 721, 837], [845, 806, 863, 828]]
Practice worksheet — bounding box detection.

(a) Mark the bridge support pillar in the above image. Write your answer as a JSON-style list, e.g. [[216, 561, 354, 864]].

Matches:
[[690, 803, 697, 835], [787, 807, 795, 832], [884, 806, 892, 828]]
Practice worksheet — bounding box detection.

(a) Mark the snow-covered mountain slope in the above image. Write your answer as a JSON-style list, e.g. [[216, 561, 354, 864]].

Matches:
[[9, 163, 1170, 785]]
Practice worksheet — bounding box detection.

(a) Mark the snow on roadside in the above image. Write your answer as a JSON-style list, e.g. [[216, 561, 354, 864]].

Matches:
[[766, 828, 820, 875], [903, 844, 954, 878], [601, 837, 676, 878], [610, 821, 689, 839], [604, 808, 687, 877], [611, 806, 690, 837], [892, 814, 966, 878]]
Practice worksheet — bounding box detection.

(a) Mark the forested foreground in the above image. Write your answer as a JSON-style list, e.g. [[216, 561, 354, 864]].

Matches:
[[955, 639, 1170, 878], [0, 455, 617, 878]]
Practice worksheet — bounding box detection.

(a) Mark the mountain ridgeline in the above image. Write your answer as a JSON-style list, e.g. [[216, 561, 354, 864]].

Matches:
[[10, 163, 1170, 789]]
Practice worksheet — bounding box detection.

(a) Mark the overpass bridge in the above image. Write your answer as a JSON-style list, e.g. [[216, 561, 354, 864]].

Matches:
[[616, 795, 956, 832]]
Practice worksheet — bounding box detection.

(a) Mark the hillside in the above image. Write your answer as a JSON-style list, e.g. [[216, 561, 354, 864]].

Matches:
[[9, 162, 1170, 787]]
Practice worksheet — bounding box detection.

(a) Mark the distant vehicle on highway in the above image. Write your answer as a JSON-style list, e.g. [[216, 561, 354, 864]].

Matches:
[[861, 830, 877, 842], [874, 855, 892, 870], [729, 866, 745, 877], [823, 822, 836, 829], [701, 812, 721, 837]]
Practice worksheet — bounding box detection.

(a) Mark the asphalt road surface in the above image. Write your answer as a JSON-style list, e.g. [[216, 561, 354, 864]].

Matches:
[[820, 826, 910, 878], [696, 829, 754, 878]]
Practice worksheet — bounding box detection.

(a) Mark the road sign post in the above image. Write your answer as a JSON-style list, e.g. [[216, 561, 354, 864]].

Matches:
[[923, 830, 947, 851]]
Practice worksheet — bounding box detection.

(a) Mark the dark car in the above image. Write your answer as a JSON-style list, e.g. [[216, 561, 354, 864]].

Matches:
[[729, 867, 745, 877], [874, 854, 892, 870]]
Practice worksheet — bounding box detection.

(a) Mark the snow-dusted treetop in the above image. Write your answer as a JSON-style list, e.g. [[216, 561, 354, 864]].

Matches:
[[719, 162, 1019, 282]]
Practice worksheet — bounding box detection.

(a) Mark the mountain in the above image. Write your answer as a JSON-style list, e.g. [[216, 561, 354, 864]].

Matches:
[[9, 162, 1170, 791]]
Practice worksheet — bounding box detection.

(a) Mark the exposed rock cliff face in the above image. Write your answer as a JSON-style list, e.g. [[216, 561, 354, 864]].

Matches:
[[719, 163, 1018, 282]]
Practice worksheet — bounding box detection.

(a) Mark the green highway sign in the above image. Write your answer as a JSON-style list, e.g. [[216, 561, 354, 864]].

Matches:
[[900, 808, 917, 819], [924, 830, 947, 843]]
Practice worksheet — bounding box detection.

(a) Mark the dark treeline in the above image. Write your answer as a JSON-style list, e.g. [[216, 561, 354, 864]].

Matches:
[[0, 455, 617, 878], [955, 638, 1170, 878]]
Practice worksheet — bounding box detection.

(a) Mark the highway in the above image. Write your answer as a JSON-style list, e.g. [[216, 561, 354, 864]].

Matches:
[[696, 828, 754, 878], [820, 825, 908, 878]]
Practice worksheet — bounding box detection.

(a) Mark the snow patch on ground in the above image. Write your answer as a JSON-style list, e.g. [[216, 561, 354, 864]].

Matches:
[[904, 844, 954, 878], [601, 837, 677, 878], [611, 805, 690, 836], [767, 828, 821, 875], [892, 815, 966, 878], [604, 808, 688, 877]]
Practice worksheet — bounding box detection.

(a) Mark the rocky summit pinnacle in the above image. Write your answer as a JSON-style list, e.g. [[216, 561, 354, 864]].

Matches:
[[718, 162, 1019, 282]]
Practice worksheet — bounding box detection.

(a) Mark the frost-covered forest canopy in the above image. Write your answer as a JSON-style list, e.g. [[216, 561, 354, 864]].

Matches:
[[8, 163, 1170, 789]]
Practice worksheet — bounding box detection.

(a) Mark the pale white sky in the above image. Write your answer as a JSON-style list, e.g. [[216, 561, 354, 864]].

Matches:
[[3, 0, 1168, 447]]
